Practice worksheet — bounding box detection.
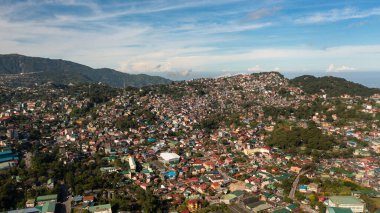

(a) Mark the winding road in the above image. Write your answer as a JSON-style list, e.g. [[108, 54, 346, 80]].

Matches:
[[289, 169, 309, 200]]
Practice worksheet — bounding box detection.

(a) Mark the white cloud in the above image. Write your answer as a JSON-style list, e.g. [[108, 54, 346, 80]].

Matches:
[[247, 65, 280, 73], [326, 64, 356, 72], [249, 7, 280, 20], [247, 65, 264, 72], [203, 22, 272, 34], [166, 69, 193, 78], [2, 0, 241, 23], [0, 1, 380, 77], [117, 45, 380, 74], [295, 7, 380, 24]]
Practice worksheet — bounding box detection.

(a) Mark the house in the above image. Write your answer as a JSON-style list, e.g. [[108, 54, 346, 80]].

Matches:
[[221, 194, 237, 204], [327, 196, 365, 213], [83, 195, 95, 203], [100, 167, 117, 173], [88, 204, 112, 213], [72, 195, 83, 205], [308, 183, 319, 193], [26, 199, 35, 208], [187, 199, 201, 212], [246, 201, 272, 212], [286, 203, 299, 212], [210, 182, 221, 190], [6, 207, 41, 213], [207, 174, 225, 184], [290, 166, 302, 174], [242, 196, 272, 212], [36, 194, 57, 206], [0, 150, 19, 170], [165, 171, 177, 179], [140, 183, 149, 190], [298, 185, 308, 193], [231, 190, 245, 199], [203, 161, 215, 171]]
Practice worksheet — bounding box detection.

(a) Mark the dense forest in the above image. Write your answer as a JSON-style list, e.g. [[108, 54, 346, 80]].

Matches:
[[290, 75, 380, 97], [266, 122, 337, 156]]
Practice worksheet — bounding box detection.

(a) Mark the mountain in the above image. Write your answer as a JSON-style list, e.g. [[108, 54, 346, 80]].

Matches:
[[0, 54, 171, 87], [290, 75, 380, 97]]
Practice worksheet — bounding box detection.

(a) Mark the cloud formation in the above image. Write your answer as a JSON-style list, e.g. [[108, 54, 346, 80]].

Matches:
[[0, 1, 379, 78], [326, 64, 356, 72], [247, 65, 264, 72], [295, 7, 380, 24], [249, 7, 280, 20]]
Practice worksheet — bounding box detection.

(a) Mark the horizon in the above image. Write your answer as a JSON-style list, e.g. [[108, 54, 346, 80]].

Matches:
[[1, 53, 380, 88], [1, 1, 380, 81]]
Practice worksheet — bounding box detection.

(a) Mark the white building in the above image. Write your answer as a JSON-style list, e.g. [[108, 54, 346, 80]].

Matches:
[[159, 152, 180, 164], [129, 156, 136, 171], [327, 196, 365, 213]]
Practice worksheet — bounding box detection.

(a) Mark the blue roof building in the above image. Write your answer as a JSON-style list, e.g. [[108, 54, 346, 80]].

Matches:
[[0, 150, 18, 169], [165, 171, 177, 179]]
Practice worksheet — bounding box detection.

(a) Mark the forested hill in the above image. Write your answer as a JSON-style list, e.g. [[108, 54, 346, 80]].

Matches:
[[290, 75, 380, 97], [0, 54, 171, 88]]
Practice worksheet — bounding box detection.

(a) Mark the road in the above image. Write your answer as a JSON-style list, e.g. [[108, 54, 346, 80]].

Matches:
[[65, 196, 72, 213], [24, 152, 32, 169], [217, 167, 239, 182], [57, 184, 72, 213], [289, 170, 309, 200]]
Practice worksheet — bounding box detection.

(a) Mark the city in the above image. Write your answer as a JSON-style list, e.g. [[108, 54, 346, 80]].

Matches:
[[1, 0, 380, 212], [0, 72, 379, 212]]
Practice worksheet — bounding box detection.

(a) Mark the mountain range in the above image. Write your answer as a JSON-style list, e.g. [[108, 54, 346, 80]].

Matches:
[[0, 54, 171, 87], [0, 54, 379, 97]]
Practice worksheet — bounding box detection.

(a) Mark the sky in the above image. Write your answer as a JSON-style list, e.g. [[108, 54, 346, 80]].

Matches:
[[1, 0, 380, 80]]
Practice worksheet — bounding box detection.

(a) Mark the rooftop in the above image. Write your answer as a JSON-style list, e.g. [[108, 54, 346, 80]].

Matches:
[[327, 207, 354, 213], [160, 152, 180, 161], [329, 196, 364, 205], [36, 194, 58, 202], [88, 204, 112, 212]]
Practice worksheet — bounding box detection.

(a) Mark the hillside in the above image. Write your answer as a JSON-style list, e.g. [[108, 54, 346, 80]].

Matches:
[[290, 75, 380, 97], [0, 54, 171, 88]]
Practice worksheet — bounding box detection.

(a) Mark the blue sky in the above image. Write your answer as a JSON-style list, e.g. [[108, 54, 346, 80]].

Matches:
[[1, 0, 380, 80]]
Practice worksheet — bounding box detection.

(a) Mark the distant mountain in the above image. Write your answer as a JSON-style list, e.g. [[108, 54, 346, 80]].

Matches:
[[0, 54, 171, 87], [290, 75, 380, 97]]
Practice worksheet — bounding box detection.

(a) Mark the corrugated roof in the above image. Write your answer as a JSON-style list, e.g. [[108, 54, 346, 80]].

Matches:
[[326, 207, 353, 213], [88, 204, 111, 212], [36, 194, 57, 202], [160, 152, 180, 161], [329, 196, 364, 205]]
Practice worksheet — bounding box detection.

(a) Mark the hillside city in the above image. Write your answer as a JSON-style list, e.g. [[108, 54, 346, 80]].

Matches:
[[0, 72, 379, 213]]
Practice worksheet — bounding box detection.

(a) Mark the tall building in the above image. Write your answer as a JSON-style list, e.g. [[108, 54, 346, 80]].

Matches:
[[6, 129, 18, 140], [128, 156, 136, 171]]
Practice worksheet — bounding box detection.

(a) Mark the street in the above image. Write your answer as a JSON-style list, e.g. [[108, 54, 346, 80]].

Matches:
[[56, 184, 72, 213], [289, 170, 309, 200]]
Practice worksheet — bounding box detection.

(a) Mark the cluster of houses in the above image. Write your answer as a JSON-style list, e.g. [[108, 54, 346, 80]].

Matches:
[[0, 73, 379, 212]]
